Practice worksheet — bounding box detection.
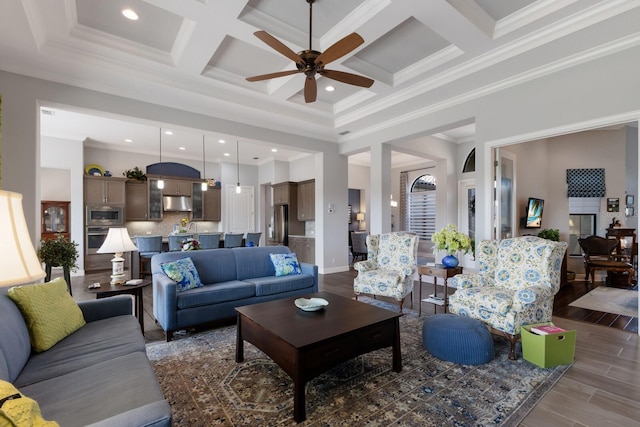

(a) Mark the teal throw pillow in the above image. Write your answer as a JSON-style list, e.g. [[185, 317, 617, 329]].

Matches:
[[270, 253, 302, 277], [160, 257, 203, 292]]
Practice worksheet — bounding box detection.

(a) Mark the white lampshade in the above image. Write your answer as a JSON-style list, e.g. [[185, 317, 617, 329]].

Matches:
[[356, 212, 365, 221], [0, 190, 46, 286], [97, 227, 138, 254], [97, 227, 138, 285]]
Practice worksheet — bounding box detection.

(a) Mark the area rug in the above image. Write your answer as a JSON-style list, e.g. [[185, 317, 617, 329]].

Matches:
[[146, 300, 570, 426], [569, 286, 638, 317]]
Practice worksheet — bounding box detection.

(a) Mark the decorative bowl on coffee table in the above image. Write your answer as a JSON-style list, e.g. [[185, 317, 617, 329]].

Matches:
[[294, 298, 329, 312]]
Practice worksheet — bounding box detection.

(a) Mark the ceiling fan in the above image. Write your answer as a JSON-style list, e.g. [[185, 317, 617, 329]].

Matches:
[[246, 0, 374, 103]]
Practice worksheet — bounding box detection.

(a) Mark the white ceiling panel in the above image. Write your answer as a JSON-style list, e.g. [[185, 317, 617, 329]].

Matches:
[[75, 0, 183, 52]]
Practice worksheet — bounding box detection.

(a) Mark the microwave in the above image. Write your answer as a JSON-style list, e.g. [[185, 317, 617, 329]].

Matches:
[[86, 205, 124, 226]]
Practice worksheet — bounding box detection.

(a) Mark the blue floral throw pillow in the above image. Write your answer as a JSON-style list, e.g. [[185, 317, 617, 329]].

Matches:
[[160, 257, 203, 292], [270, 253, 302, 277]]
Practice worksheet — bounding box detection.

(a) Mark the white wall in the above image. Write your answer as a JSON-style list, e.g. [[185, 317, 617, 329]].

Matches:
[[41, 168, 71, 201], [289, 154, 315, 182], [40, 136, 85, 273]]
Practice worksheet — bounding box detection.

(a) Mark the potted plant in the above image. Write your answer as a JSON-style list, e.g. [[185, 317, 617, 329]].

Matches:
[[537, 228, 560, 241], [38, 233, 79, 290], [431, 224, 472, 268], [123, 166, 147, 182]]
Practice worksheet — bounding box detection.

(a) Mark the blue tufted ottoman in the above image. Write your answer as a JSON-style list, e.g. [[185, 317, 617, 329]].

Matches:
[[422, 314, 494, 365]]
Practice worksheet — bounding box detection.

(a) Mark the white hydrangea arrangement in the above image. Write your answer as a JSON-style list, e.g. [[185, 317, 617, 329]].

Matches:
[[431, 224, 471, 255], [180, 238, 201, 251]]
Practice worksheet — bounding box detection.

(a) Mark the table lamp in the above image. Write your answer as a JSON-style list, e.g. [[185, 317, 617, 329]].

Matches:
[[356, 212, 365, 229], [0, 190, 46, 286], [97, 227, 138, 285]]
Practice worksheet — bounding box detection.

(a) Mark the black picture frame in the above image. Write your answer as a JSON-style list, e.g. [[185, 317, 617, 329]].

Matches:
[[626, 207, 634, 217]]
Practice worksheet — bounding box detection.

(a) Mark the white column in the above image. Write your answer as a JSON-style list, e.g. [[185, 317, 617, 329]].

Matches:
[[369, 143, 392, 234]]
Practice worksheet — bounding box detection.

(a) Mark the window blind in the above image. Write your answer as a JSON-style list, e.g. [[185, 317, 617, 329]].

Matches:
[[566, 168, 605, 198]]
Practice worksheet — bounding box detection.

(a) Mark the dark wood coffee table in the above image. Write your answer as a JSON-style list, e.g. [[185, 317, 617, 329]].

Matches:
[[235, 291, 402, 423]]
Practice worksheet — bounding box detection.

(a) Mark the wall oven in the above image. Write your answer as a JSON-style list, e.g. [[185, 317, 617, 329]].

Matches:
[[86, 205, 124, 226], [86, 226, 110, 255]]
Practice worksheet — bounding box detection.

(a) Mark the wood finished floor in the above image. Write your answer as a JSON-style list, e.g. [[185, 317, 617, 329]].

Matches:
[[64, 269, 640, 427]]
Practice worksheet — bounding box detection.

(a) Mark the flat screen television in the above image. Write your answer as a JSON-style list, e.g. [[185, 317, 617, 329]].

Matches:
[[525, 198, 544, 228]]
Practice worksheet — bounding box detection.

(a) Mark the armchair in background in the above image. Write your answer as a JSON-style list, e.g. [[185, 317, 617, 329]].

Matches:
[[449, 236, 567, 360], [353, 232, 419, 312]]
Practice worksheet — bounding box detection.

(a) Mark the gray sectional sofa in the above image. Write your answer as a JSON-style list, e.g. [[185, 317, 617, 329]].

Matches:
[[0, 286, 172, 427], [152, 246, 319, 341]]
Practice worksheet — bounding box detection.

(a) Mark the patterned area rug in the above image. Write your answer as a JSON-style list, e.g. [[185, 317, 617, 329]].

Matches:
[[146, 299, 570, 426], [569, 286, 638, 317]]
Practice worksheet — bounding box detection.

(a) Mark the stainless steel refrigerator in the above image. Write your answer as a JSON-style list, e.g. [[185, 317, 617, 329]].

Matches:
[[269, 205, 289, 246]]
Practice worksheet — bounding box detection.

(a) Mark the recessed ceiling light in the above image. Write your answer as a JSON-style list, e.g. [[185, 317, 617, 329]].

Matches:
[[122, 9, 139, 20], [164, 130, 173, 135], [218, 139, 226, 144], [325, 85, 335, 92], [223, 153, 230, 157], [271, 148, 278, 152], [179, 147, 186, 151], [124, 138, 132, 143]]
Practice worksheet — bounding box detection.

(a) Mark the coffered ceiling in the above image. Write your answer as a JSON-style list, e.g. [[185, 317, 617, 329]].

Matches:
[[1, 0, 638, 165]]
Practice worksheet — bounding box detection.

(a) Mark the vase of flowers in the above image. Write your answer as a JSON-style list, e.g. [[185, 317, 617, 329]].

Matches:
[[431, 224, 471, 268], [180, 238, 200, 251]]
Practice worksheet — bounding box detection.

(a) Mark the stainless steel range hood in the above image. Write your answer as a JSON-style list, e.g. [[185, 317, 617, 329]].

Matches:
[[163, 195, 193, 212]]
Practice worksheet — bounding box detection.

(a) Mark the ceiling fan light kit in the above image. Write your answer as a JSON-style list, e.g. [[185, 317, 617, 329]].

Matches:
[[246, 0, 374, 103]]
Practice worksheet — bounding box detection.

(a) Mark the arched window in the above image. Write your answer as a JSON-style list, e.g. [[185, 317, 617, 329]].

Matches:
[[408, 174, 436, 240], [462, 148, 475, 173]]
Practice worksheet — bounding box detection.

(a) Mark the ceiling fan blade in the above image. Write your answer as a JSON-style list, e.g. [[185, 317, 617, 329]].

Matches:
[[246, 69, 301, 82], [314, 33, 364, 67], [320, 69, 374, 88], [304, 75, 317, 103], [254, 31, 303, 65]]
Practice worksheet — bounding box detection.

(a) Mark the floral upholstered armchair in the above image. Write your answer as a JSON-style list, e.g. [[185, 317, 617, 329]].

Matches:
[[353, 232, 419, 312], [448, 236, 567, 360]]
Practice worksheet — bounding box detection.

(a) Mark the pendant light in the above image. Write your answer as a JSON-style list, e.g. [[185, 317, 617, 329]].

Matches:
[[157, 127, 165, 189], [201, 135, 208, 191], [236, 140, 241, 194]]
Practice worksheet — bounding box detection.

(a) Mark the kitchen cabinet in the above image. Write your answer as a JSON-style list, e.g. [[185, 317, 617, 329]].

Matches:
[[125, 181, 148, 220], [192, 183, 221, 221], [41, 200, 70, 241], [297, 179, 315, 221], [163, 178, 192, 196], [84, 176, 126, 205], [148, 178, 163, 220], [272, 181, 297, 205], [288, 236, 315, 264]]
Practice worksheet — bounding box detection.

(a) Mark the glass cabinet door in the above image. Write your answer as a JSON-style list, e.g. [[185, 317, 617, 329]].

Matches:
[[41, 201, 70, 241]]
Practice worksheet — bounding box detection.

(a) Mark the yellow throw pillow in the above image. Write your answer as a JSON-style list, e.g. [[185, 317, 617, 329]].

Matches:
[[0, 380, 59, 426], [8, 277, 86, 353]]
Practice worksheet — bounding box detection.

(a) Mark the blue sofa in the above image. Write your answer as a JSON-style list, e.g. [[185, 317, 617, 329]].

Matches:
[[151, 246, 319, 341], [0, 287, 172, 427]]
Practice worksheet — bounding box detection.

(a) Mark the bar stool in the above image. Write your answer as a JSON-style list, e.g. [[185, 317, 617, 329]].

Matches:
[[168, 234, 193, 251], [245, 232, 262, 247], [135, 235, 162, 278], [199, 233, 222, 249], [224, 233, 244, 248]]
